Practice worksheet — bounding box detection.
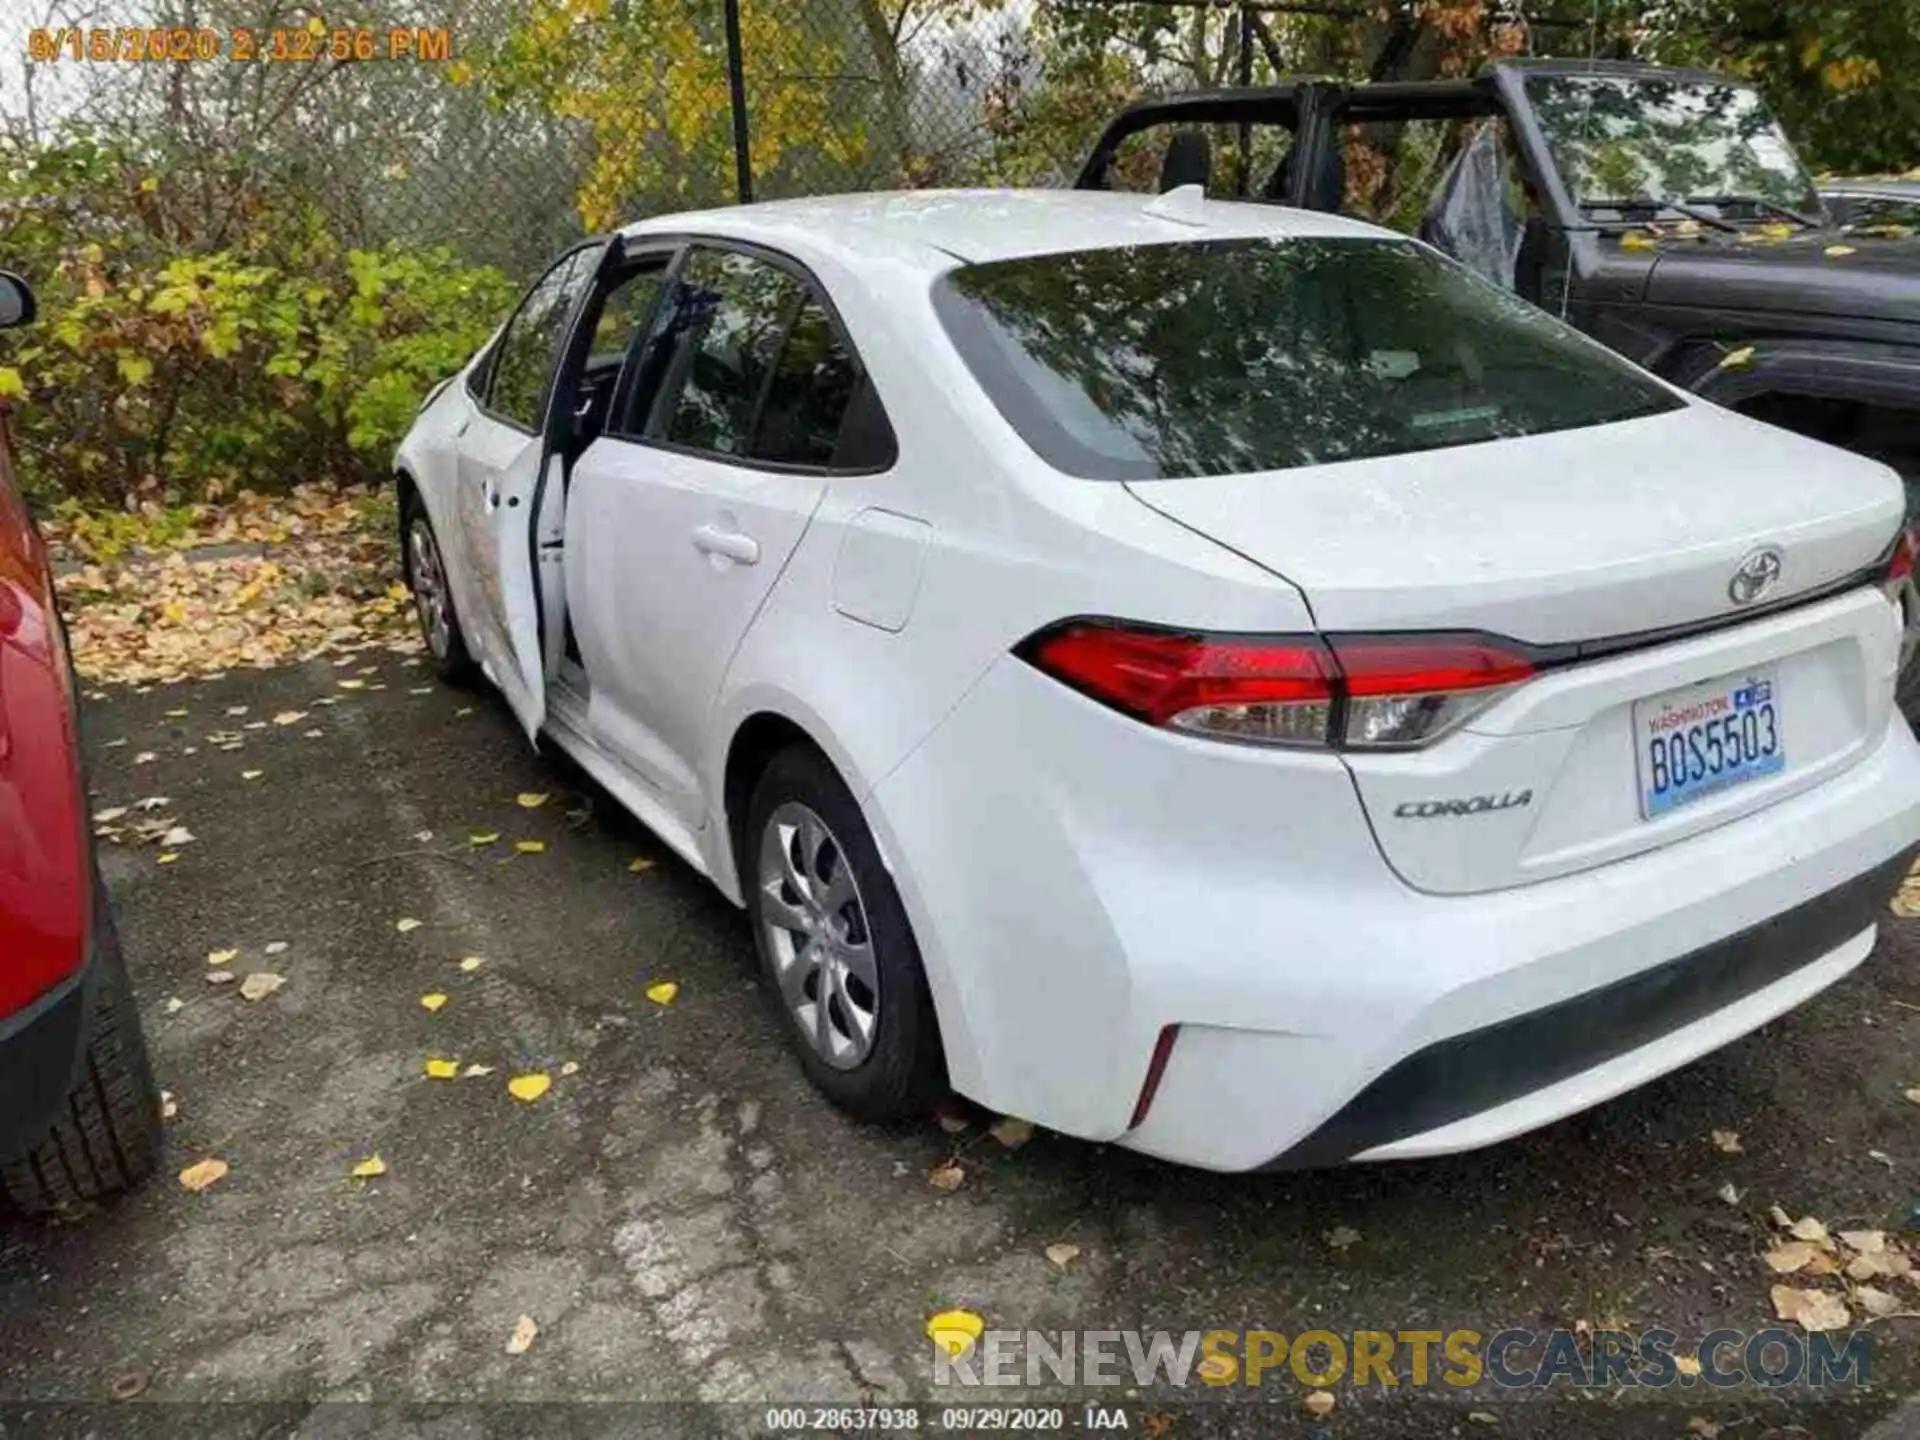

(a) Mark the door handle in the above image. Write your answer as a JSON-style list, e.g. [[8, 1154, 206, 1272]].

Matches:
[[691, 525, 760, 566]]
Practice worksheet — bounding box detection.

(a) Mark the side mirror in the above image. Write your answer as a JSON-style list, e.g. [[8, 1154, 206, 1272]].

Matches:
[[0, 272, 36, 330]]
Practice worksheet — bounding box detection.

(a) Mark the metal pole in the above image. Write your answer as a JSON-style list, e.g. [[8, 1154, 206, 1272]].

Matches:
[[1236, 3, 1254, 196], [723, 0, 753, 204]]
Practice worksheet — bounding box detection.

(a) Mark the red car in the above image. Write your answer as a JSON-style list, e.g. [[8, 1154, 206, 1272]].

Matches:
[[0, 270, 160, 1211]]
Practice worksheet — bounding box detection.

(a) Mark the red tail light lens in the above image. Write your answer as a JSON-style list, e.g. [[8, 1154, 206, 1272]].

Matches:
[[1021, 620, 1535, 750], [1884, 526, 1915, 595]]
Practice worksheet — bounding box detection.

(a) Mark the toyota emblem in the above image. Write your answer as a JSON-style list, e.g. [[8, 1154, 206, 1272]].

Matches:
[[1728, 546, 1784, 606]]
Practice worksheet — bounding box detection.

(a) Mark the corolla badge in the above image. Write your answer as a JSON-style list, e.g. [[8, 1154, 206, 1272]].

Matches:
[[1728, 546, 1784, 606]]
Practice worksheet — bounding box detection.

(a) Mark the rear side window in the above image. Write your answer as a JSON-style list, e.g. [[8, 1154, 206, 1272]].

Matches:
[[635, 244, 894, 471], [933, 237, 1681, 480]]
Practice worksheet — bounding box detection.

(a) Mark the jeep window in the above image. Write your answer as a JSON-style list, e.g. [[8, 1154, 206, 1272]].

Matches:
[[933, 237, 1682, 481], [1525, 74, 1819, 220]]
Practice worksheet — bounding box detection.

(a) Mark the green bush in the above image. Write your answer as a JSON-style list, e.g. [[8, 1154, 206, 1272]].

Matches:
[[0, 133, 514, 507]]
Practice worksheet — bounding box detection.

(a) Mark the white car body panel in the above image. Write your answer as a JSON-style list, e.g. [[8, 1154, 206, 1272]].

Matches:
[[395, 188, 1920, 1171]]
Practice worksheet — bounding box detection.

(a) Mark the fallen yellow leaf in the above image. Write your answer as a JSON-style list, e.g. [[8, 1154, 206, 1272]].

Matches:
[[508, 1072, 551, 1102], [424, 1058, 460, 1079], [1045, 1242, 1080, 1269], [645, 981, 678, 1006], [1772, 1284, 1851, 1331], [1718, 345, 1756, 370], [928, 1160, 965, 1192], [559, 1060, 580, 1077], [1825, 244, 1858, 257], [420, 992, 449, 1012], [506, 1314, 539, 1355], [628, 857, 656, 874], [458, 956, 484, 972], [206, 948, 239, 966], [1304, 1390, 1336, 1419], [350, 1155, 387, 1178], [157, 853, 180, 865], [516, 792, 549, 808], [1619, 232, 1658, 251], [238, 972, 285, 1001], [461, 1063, 495, 1078], [179, 1157, 229, 1192], [469, 831, 500, 845], [989, 1116, 1034, 1149], [241, 770, 264, 781], [396, 917, 423, 933], [926, 1308, 984, 1359], [337, 679, 366, 691], [514, 840, 547, 854], [1711, 1128, 1742, 1154]]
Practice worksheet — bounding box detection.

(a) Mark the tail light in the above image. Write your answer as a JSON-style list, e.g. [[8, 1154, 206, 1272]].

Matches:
[[1020, 619, 1535, 750], [1882, 526, 1914, 605]]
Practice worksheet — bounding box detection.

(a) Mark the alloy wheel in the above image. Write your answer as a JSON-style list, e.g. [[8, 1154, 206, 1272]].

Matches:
[[408, 516, 452, 661], [756, 800, 880, 1070]]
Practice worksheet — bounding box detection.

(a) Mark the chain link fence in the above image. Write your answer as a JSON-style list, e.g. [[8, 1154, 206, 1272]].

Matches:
[[0, 0, 1596, 503]]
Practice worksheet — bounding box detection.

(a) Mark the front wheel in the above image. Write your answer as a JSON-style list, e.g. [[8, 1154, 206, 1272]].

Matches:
[[744, 745, 946, 1122], [402, 490, 476, 686]]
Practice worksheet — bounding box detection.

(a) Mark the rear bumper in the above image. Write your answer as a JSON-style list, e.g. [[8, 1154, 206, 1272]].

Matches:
[[871, 655, 1920, 1170], [0, 873, 98, 1163], [1265, 844, 1911, 1168]]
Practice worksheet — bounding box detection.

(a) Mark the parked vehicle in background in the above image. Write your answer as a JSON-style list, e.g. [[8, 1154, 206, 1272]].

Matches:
[[397, 191, 1920, 1171], [0, 270, 163, 1212], [1078, 60, 1920, 713], [1819, 177, 1920, 232]]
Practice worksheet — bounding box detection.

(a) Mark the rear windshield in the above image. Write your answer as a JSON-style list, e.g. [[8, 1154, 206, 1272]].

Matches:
[[933, 237, 1682, 480]]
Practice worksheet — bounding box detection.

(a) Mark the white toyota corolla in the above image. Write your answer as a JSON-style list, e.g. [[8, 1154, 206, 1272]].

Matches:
[[394, 188, 1920, 1171]]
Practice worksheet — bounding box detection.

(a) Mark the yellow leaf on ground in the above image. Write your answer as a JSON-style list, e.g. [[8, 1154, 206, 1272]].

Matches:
[[1856, 1285, 1902, 1317], [989, 1116, 1034, 1149], [516, 792, 549, 808], [336, 679, 366, 691], [1904, 1087, 1920, 1106], [1325, 1224, 1362, 1251], [160, 1091, 178, 1120], [928, 1160, 965, 1192], [396, 917, 423, 933], [506, 1314, 539, 1355], [424, 1058, 460, 1079], [469, 831, 500, 845], [559, 1061, 580, 1077], [514, 840, 547, 854], [1772, 1285, 1851, 1331], [1711, 1128, 1742, 1153], [420, 992, 448, 1012], [628, 857, 656, 874], [458, 956, 484, 972], [157, 853, 180, 865], [1766, 1240, 1817, 1273], [1674, 1354, 1702, 1377], [461, 1063, 495, 1078], [508, 1072, 551, 1102], [1718, 346, 1756, 370], [1045, 1242, 1080, 1269], [1619, 232, 1658, 251], [1790, 1215, 1830, 1244], [1304, 1390, 1336, 1418], [206, 948, 239, 966], [926, 1308, 984, 1358], [238, 972, 284, 1001], [1825, 244, 1858, 257], [241, 770, 263, 781], [271, 711, 307, 726], [645, 981, 678, 1006], [179, 1157, 229, 1192], [350, 1155, 386, 1178]]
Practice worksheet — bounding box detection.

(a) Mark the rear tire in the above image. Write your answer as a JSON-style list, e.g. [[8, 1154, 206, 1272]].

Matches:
[[1, 884, 162, 1214], [402, 489, 476, 686], [743, 745, 945, 1123]]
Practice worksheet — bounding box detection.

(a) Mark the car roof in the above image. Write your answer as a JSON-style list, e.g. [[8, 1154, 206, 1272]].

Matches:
[[617, 188, 1388, 271]]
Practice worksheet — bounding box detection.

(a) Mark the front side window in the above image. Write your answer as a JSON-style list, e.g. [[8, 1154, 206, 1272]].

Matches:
[[933, 237, 1682, 481], [1525, 74, 1818, 218], [487, 246, 601, 430]]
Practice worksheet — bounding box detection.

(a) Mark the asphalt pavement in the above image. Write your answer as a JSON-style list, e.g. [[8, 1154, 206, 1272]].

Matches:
[[1, 653, 1917, 1438]]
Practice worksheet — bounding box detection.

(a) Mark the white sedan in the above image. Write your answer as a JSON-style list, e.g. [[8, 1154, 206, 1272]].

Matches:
[[395, 188, 1920, 1171]]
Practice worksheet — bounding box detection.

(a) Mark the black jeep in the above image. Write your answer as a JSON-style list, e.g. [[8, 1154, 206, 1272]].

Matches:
[[1078, 58, 1920, 708], [1078, 59, 1920, 493]]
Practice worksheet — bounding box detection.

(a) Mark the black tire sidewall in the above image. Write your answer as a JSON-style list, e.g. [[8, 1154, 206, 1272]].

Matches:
[[743, 745, 944, 1122], [402, 491, 475, 685]]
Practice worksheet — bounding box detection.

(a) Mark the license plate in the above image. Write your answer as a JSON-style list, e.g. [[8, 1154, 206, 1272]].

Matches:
[[1632, 668, 1785, 819]]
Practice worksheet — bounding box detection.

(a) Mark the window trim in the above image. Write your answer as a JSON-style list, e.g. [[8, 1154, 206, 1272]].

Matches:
[[475, 239, 610, 437], [600, 234, 898, 478]]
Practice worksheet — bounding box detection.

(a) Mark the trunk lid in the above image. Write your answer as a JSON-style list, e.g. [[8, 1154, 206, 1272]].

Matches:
[[1127, 404, 1907, 894]]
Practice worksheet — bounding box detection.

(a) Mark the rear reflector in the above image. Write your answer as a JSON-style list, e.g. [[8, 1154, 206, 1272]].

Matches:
[[1128, 1025, 1180, 1130], [1020, 620, 1534, 750], [1884, 526, 1915, 596]]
